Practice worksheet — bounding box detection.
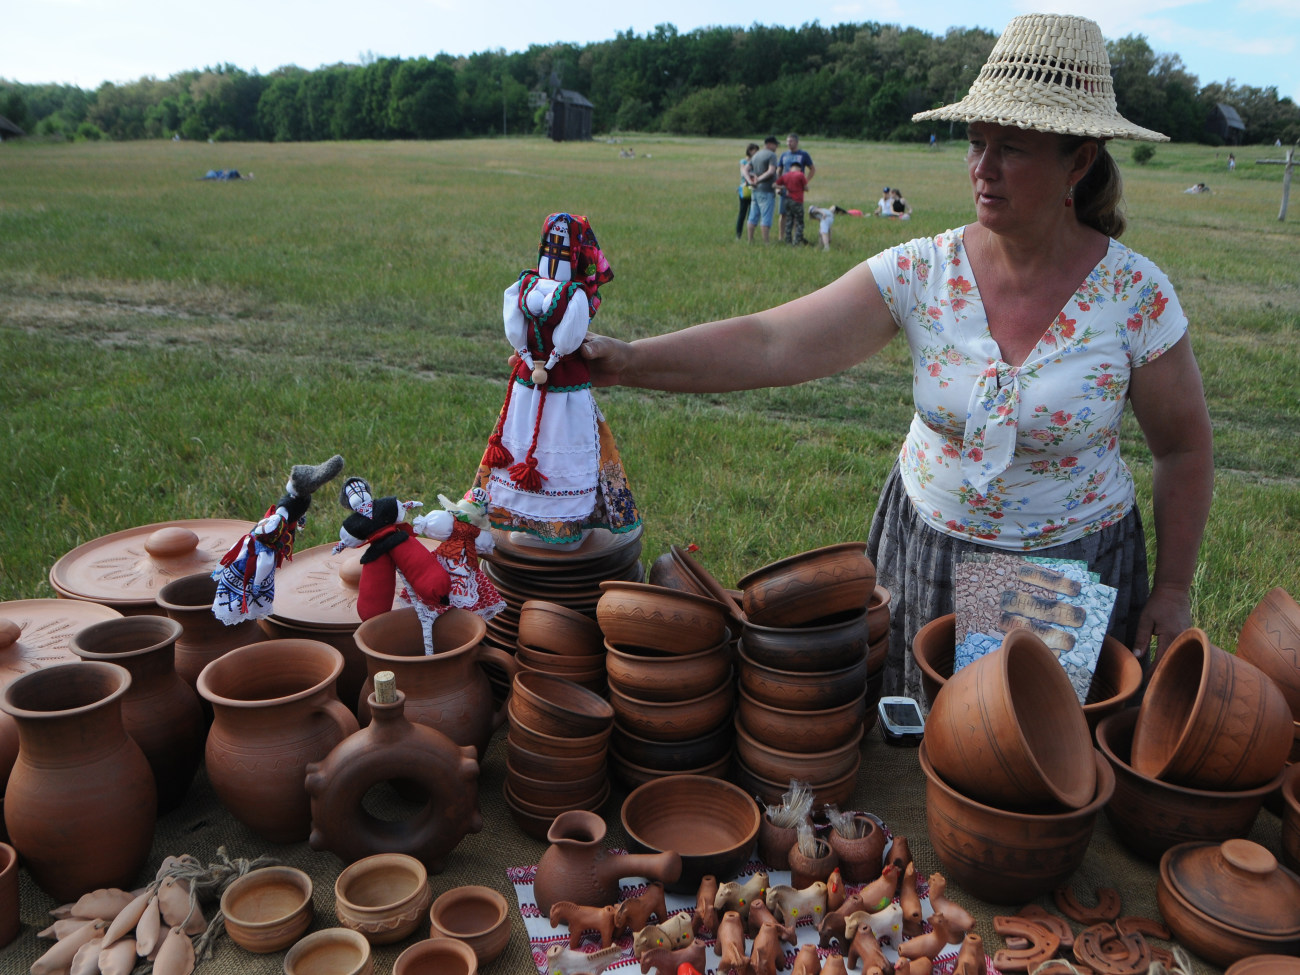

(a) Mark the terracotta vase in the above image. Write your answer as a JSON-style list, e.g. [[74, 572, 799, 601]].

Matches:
[[69, 615, 205, 813], [156, 571, 266, 691], [0, 842, 17, 950], [787, 836, 839, 888], [827, 814, 887, 884], [305, 687, 484, 871], [197, 639, 359, 843], [0, 661, 157, 901], [354, 608, 517, 759]]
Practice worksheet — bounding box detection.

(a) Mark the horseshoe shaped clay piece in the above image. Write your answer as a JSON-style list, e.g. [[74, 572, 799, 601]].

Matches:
[[1073, 922, 1152, 975], [1054, 886, 1121, 925], [1016, 905, 1075, 949], [1115, 916, 1171, 942], [991, 916, 1061, 972]]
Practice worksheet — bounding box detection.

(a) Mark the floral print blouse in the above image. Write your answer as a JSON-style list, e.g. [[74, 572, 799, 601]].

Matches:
[[866, 227, 1187, 550]]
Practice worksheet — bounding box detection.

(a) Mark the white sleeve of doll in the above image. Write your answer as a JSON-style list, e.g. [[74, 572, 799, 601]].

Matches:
[[413, 509, 455, 541], [545, 289, 590, 368], [474, 529, 495, 556], [503, 280, 534, 369]]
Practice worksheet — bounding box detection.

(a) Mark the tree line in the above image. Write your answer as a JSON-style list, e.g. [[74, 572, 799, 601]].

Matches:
[[2, 22, 1298, 145]]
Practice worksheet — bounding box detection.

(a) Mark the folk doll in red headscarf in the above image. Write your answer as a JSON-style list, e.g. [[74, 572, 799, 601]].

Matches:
[[477, 212, 641, 548]]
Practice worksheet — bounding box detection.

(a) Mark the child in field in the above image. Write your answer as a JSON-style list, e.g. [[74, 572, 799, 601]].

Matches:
[[807, 205, 835, 250], [775, 163, 808, 244]]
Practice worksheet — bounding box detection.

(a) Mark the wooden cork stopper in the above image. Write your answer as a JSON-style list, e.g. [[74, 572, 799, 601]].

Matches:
[[374, 670, 397, 704]]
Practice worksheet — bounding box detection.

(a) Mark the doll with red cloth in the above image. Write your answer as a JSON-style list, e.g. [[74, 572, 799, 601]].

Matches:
[[411, 487, 505, 623], [476, 212, 641, 548]]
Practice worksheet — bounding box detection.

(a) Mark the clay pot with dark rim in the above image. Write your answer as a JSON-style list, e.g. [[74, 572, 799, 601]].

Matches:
[[786, 835, 840, 889], [69, 614, 204, 813], [428, 885, 511, 966], [354, 608, 517, 759], [156, 571, 266, 690], [334, 853, 433, 945], [826, 813, 887, 884], [1236, 586, 1300, 719], [738, 542, 875, 628], [740, 608, 869, 673], [198, 639, 359, 843], [1, 661, 156, 901]]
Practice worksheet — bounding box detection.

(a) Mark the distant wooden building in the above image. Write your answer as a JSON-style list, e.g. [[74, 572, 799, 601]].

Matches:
[[548, 89, 593, 142], [1207, 103, 1245, 145], [0, 116, 25, 141]]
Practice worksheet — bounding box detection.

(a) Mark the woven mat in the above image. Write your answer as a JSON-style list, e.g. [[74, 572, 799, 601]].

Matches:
[[1, 719, 1280, 975]]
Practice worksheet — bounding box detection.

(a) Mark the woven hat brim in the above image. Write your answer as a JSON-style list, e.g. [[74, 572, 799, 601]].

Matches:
[[913, 95, 1168, 142]]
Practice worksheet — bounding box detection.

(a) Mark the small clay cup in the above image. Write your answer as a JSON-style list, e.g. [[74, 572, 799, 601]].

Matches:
[[826, 813, 887, 885], [608, 678, 734, 743], [787, 835, 840, 888], [428, 885, 511, 965], [736, 686, 866, 754], [597, 581, 727, 654], [509, 672, 614, 739], [393, 936, 478, 975], [1283, 762, 1300, 874], [334, 853, 432, 945], [283, 928, 373, 975], [739, 542, 875, 628], [517, 600, 605, 656], [220, 866, 315, 954]]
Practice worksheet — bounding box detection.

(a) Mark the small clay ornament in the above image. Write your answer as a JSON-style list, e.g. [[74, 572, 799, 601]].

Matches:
[[899, 863, 923, 938], [32, 920, 107, 975], [153, 925, 196, 975], [750, 921, 785, 975], [550, 901, 621, 949], [928, 874, 976, 938], [98, 938, 138, 975], [715, 911, 749, 974], [694, 876, 719, 934]]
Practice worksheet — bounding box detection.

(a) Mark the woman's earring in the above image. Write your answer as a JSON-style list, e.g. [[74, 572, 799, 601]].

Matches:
[[1065, 186, 1074, 208]]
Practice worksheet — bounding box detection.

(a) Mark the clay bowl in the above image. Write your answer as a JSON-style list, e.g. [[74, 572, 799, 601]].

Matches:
[[392, 936, 478, 975], [513, 659, 605, 694], [505, 762, 607, 808], [283, 928, 373, 975], [503, 780, 610, 839], [911, 613, 1142, 727], [509, 671, 614, 739], [596, 581, 727, 655], [428, 885, 511, 966], [734, 716, 864, 784], [1156, 839, 1300, 967], [516, 600, 605, 657], [608, 745, 732, 790], [925, 629, 1096, 811], [733, 753, 861, 809], [220, 866, 315, 954], [1132, 627, 1293, 790], [334, 853, 432, 945], [620, 774, 761, 893], [1096, 708, 1285, 862], [611, 720, 733, 770], [1226, 958, 1300, 975], [604, 637, 732, 702], [919, 740, 1114, 904], [1283, 763, 1300, 873], [505, 737, 607, 781], [737, 685, 866, 754], [505, 705, 611, 758], [608, 677, 734, 743], [737, 642, 867, 711], [648, 551, 712, 598], [740, 607, 869, 673], [738, 542, 875, 628], [514, 642, 605, 677], [1237, 587, 1300, 719], [867, 585, 891, 644]]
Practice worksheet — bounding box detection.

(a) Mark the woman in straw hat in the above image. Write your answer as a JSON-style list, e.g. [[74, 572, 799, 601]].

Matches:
[[581, 14, 1213, 702]]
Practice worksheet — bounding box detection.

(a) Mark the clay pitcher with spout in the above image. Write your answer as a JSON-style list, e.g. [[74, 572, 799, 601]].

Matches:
[[533, 809, 683, 914]]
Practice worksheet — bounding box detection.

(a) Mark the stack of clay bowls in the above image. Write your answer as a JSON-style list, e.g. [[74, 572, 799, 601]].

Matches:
[[504, 671, 614, 838], [598, 580, 734, 786], [920, 629, 1114, 903], [513, 600, 607, 692], [732, 543, 875, 806], [1236, 587, 1300, 767]]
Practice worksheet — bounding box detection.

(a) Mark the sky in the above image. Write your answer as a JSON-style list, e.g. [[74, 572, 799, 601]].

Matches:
[[7, 0, 1299, 103]]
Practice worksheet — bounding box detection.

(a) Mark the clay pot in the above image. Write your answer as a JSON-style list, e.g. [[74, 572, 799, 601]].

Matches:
[[648, 550, 713, 597], [740, 607, 870, 673], [596, 581, 728, 655], [393, 937, 478, 975], [1283, 763, 1300, 874], [607, 746, 731, 790], [501, 781, 609, 842], [533, 808, 683, 913], [1226, 958, 1300, 975], [605, 638, 732, 702], [0, 661, 156, 901], [1237, 587, 1300, 719], [758, 812, 804, 871], [220, 865, 314, 953], [283, 928, 373, 975], [734, 718, 863, 785], [334, 853, 433, 945], [506, 763, 607, 808], [198, 639, 359, 843], [787, 835, 840, 889], [733, 755, 859, 809], [354, 608, 518, 759], [920, 740, 1114, 904], [510, 672, 614, 738], [867, 585, 891, 644], [738, 643, 867, 711], [738, 542, 876, 628], [506, 708, 611, 758], [503, 779, 610, 823], [621, 774, 760, 894], [513, 643, 606, 688], [925, 629, 1096, 810], [609, 678, 734, 742], [0, 842, 17, 950], [517, 600, 604, 656], [737, 686, 866, 754], [506, 738, 607, 781], [1096, 708, 1284, 862], [69, 614, 204, 813], [912, 613, 1141, 729], [428, 886, 511, 965], [1133, 627, 1293, 790], [1157, 839, 1300, 967], [156, 571, 265, 690], [305, 687, 483, 871], [611, 721, 732, 770], [826, 813, 887, 885]]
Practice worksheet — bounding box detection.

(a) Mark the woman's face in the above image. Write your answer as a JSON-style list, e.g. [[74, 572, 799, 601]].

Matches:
[[966, 122, 1091, 233]]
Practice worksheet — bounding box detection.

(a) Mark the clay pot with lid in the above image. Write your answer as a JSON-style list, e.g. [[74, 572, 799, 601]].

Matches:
[[156, 571, 266, 690], [198, 638, 359, 843], [69, 614, 205, 813], [739, 542, 875, 628], [1, 661, 156, 901], [532, 808, 683, 914], [354, 607, 517, 759]]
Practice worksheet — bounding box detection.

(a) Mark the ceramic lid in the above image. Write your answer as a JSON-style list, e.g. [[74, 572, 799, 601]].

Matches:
[[0, 598, 123, 689], [49, 519, 254, 607], [1225, 956, 1300, 975], [269, 539, 439, 629], [487, 525, 643, 572], [1161, 839, 1300, 936]]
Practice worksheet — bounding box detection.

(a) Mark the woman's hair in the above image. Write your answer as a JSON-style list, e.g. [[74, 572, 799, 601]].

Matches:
[[1062, 136, 1126, 238], [745, 143, 760, 156]]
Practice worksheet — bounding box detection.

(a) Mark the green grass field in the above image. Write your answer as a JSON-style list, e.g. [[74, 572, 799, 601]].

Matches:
[[1, 134, 1296, 649]]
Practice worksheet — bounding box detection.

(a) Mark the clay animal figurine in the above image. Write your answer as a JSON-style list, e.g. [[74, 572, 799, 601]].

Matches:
[[212, 454, 344, 624], [858, 863, 900, 913], [694, 876, 719, 934], [887, 836, 912, 873], [715, 871, 770, 923], [633, 912, 695, 959], [927, 873, 975, 938], [952, 932, 987, 975], [899, 913, 959, 961], [618, 882, 670, 937], [715, 910, 750, 975], [791, 943, 822, 975], [638, 941, 706, 975], [846, 916, 895, 975], [409, 487, 506, 624], [750, 921, 787, 975], [747, 896, 795, 945], [546, 942, 624, 975], [825, 867, 847, 912], [899, 862, 924, 938], [850, 901, 905, 948], [766, 882, 829, 928], [549, 901, 622, 949], [821, 953, 850, 975], [818, 892, 866, 949]]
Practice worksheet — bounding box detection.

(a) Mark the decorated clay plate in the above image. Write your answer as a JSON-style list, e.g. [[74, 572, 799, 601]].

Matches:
[[270, 539, 439, 628]]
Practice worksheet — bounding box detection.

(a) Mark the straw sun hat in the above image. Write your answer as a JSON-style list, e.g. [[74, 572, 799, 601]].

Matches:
[[913, 13, 1168, 142]]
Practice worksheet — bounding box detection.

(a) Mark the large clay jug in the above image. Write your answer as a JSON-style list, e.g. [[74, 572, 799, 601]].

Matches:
[[353, 608, 518, 759], [156, 571, 265, 691], [198, 639, 359, 843], [70, 614, 205, 813], [1, 661, 156, 901]]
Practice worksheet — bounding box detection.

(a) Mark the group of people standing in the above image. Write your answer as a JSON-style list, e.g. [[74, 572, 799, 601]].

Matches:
[[737, 133, 816, 245]]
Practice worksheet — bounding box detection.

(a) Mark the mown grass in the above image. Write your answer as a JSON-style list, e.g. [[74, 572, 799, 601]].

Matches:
[[1, 135, 1296, 648]]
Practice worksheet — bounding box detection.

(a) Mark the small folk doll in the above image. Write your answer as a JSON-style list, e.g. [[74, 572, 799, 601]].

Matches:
[[476, 212, 641, 548], [211, 455, 345, 625], [411, 487, 506, 624]]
